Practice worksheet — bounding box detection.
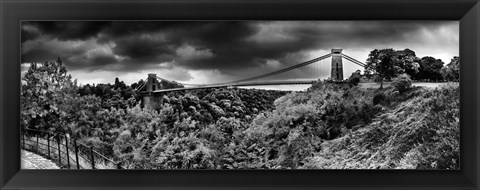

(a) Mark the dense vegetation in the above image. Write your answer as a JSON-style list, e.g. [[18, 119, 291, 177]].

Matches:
[[302, 83, 459, 169], [21, 49, 460, 169], [364, 48, 460, 87]]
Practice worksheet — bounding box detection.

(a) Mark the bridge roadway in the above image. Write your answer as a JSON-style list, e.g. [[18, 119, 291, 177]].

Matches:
[[151, 80, 317, 93]]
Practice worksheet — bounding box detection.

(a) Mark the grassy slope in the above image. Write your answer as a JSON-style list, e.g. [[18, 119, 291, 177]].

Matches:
[[302, 83, 460, 169]]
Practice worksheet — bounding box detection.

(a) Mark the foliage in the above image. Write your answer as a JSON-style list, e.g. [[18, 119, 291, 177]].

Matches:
[[364, 48, 451, 87], [373, 93, 389, 106], [242, 81, 381, 168], [347, 70, 362, 86], [302, 84, 459, 169], [21, 58, 78, 133], [416, 56, 444, 82], [396, 49, 421, 78], [441, 56, 460, 82], [78, 78, 137, 109], [391, 74, 412, 94], [365, 49, 418, 88], [150, 134, 216, 169]]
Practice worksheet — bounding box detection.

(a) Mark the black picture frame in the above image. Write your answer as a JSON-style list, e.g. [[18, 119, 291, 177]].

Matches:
[[1, 0, 479, 189]]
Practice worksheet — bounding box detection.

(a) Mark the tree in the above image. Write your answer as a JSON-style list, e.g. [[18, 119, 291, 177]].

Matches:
[[78, 84, 93, 96], [347, 70, 362, 86], [391, 74, 412, 94], [441, 56, 460, 82], [365, 49, 403, 89], [21, 58, 78, 133], [418, 56, 444, 82], [64, 95, 103, 138], [395, 49, 421, 79], [114, 77, 127, 90]]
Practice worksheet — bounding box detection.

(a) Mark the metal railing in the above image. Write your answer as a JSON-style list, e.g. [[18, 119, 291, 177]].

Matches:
[[21, 128, 123, 169]]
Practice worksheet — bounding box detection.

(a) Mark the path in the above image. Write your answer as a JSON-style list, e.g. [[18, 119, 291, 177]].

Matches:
[[21, 150, 60, 169]]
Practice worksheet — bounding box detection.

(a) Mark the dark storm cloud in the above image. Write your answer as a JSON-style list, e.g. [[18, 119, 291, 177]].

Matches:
[[21, 24, 41, 43], [98, 21, 204, 41], [169, 21, 448, 74], [21, 20, 458, 83], [21, 39, 87, 63], [104, 21, 261, 71], [66, 53, 119, 71], [22, 21, 110, 41], [21, 48, 58, 63], [111, 34, 177, 59]]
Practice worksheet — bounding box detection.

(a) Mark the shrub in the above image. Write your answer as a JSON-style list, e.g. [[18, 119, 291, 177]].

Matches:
[[348, 70, 362, 86], [373, 93, 387, 105], [392, 74, 412, 94]]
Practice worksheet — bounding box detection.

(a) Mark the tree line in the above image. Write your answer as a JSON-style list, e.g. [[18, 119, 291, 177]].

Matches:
[[347, 48, 459, 88]]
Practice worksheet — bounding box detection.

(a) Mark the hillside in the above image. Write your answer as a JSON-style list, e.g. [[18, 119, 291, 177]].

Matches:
[[64, 81, 461, 169], [299, 83, 460, 169]]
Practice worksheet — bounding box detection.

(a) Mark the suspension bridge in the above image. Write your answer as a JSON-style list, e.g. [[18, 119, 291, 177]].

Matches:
[[136, 49, 367, 108]]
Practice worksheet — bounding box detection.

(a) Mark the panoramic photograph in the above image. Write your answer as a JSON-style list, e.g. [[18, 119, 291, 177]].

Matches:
[[20, 21, 459, 169]]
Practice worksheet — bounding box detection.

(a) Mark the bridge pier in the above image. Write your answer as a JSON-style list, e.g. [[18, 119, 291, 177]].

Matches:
[[142, 94, 163, 110]]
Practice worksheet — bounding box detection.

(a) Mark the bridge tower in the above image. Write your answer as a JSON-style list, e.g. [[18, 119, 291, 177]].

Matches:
[[146, 73, 162, 92], [142, 73, 163, 110], [331, 49, 343, 81]]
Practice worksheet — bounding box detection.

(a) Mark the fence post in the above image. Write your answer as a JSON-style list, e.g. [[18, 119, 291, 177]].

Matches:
[[47, 133, 51, 158], [74, 139, 80, 169], [36, 133, 39, 153], [57, 135, 62, 166], [90, 146, 95, 169], [65, 137, 70, 169]]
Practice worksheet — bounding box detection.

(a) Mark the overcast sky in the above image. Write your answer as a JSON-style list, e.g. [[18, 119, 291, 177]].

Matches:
[[21, 21, 459, 86]]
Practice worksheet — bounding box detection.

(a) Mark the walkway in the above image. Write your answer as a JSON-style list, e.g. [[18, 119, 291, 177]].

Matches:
[[21, 150, 60, 169]]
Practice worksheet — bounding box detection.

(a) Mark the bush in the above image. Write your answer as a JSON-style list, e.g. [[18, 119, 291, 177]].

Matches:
[[392, 74, 412, 94], [348, 70, 362, 86], [373, 93, 387, 105]]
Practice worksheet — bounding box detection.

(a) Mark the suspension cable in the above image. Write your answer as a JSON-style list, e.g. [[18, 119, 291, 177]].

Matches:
[[341, 53, 366, 67], [211, 53, 332, 85], [134, 78, 148, 92], [150, 53, 333, 87]]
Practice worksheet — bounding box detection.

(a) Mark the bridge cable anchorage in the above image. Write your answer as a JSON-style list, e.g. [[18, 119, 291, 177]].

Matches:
[[341, 53, 366, 67], [207, 53, 332, 86]]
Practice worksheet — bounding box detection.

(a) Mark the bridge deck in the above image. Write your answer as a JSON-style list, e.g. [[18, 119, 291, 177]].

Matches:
[[151, 80, 317, 93]]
